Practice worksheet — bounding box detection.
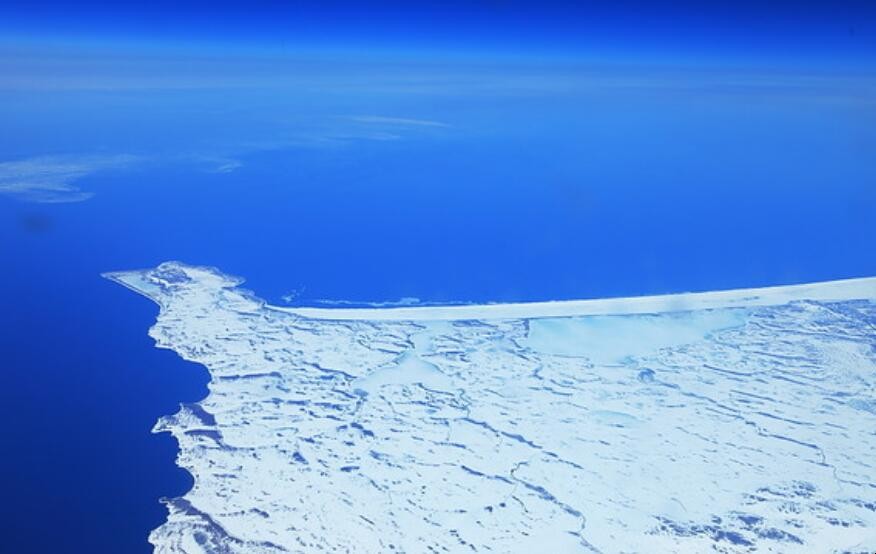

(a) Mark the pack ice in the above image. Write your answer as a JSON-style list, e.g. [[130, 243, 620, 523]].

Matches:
[[105, 262, 876, 553]]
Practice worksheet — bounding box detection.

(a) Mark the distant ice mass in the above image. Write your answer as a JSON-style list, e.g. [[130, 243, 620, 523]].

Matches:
[[0, 154, 138, 203], [105, 262, 876, 553]]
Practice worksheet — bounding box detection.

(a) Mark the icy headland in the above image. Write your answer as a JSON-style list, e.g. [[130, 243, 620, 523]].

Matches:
[[105, 262, 876, 553]]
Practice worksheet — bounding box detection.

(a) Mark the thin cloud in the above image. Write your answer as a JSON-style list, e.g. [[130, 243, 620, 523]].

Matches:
[[187, 154, 244, 174], [349, 115, 451, 128], [212, 159, 243, 174], [0, 154, 139, 203]]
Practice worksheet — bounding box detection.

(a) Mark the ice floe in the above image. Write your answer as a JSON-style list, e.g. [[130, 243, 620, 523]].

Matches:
[[105, 262, 876, 553]]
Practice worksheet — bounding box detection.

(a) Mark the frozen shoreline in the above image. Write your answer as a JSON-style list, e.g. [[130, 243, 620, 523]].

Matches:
[[106, 261, 876, 321], [277, 276, 876, 320]]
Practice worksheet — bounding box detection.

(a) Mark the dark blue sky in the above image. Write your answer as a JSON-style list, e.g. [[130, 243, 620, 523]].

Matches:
[[1, 0, 875, 63]]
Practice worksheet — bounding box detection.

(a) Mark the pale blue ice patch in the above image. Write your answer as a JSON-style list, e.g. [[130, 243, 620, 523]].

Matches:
[[524, 309, 747, 364]]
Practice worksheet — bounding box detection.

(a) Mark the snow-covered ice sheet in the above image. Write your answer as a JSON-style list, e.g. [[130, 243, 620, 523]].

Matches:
[[105, 262, 876, 553]]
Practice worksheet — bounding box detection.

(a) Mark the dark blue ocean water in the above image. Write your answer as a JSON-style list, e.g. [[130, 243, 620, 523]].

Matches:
[[1, 65, 875, 552]]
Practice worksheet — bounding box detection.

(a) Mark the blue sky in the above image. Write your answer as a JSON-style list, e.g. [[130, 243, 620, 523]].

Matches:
[[1, 0, 874, 65]]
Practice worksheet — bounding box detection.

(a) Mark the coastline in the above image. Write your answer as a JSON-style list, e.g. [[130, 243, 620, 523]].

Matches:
[[276, 276, 876, 320], [105, 261, 876, 322]]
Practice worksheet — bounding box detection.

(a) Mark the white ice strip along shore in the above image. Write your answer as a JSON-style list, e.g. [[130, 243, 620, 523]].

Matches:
[[276, 275, 876, 321], [105, 262, 876, 553]]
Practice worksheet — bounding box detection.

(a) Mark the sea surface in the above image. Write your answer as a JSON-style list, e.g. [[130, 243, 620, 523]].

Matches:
[[1, 62, 875, 552]]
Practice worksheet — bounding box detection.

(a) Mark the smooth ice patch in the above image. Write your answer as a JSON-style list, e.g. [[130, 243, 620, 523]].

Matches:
[[586, 409, 643, 428], [524, 310, 747, 363], [353, 352, 455, 394]]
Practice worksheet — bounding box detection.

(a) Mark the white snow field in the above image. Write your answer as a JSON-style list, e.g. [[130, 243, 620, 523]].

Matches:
[[105, 262, 876, 553]]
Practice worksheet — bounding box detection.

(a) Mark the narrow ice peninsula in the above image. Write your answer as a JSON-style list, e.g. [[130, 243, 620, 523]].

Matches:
[[106, 262, 876, 553]]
